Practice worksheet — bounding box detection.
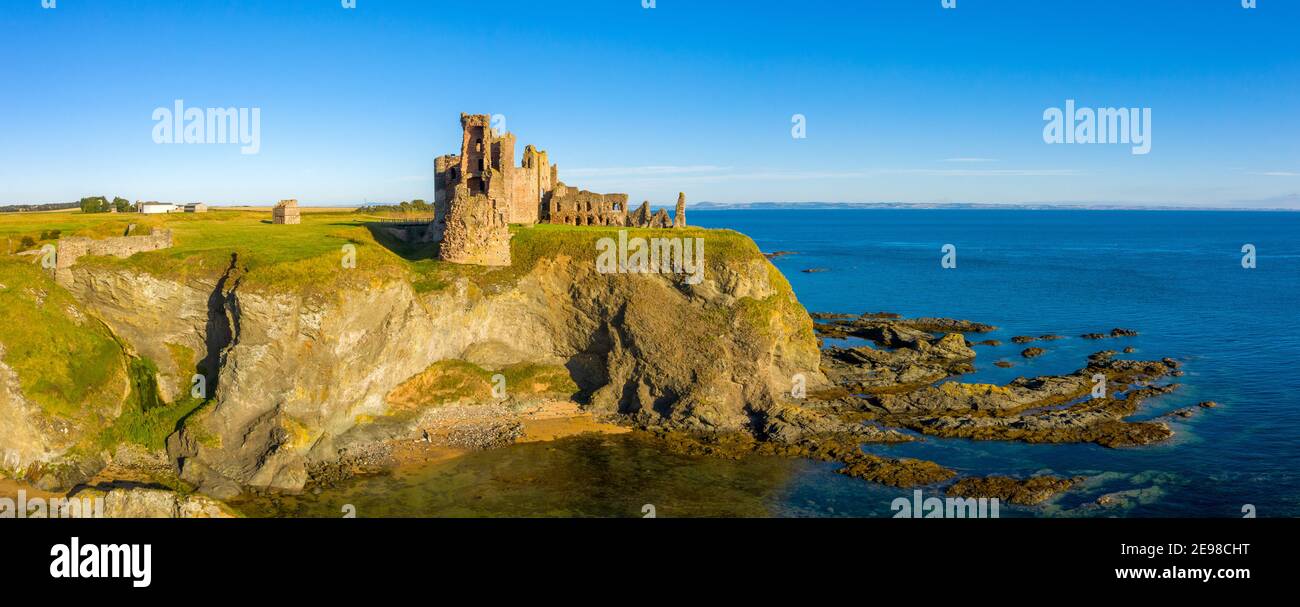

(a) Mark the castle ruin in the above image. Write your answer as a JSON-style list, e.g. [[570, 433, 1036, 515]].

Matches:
[[433, 113, 687, 266]]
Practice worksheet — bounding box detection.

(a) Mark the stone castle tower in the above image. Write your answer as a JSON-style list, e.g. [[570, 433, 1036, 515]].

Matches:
[[434, 114, 514, 266], [432, 113, 688, 266]]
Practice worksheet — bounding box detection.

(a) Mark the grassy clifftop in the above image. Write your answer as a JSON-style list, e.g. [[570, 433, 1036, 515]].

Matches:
[[0, 209, 771, 297]]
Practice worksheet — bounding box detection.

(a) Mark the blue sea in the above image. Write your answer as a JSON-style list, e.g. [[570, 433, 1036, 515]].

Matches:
[[690, 209, 1300, 517]]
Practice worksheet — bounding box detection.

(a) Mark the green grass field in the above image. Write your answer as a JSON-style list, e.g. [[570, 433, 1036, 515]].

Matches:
[[0, 208, 767, 296]]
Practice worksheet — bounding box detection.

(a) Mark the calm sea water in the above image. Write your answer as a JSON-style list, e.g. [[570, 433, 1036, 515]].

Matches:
[[692, 209, 1300, 517], [248, 210, 1299, 518]]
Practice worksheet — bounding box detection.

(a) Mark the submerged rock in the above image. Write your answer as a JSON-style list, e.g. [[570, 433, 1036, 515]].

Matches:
[[1083, 328, 1140, 340], [836, 454, 955, 487], [947, 475, 1081, 506], [653, 428, 952, 489]]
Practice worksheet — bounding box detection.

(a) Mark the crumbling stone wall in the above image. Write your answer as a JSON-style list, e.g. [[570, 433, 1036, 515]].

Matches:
[[546, 187, 685, 229], [546, 183, 630, 226], [431, 154, 460, 240], [55, 229, 174, 283]]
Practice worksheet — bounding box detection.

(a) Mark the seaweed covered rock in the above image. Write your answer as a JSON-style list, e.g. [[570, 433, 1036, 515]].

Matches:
[[947, 475, 1081, 506]]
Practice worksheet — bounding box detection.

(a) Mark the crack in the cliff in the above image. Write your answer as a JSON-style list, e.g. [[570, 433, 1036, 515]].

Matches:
[[199, 253, 243, 395]]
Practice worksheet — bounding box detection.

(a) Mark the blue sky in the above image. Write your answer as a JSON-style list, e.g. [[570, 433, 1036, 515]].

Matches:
[[1, 0, 1297, 207]]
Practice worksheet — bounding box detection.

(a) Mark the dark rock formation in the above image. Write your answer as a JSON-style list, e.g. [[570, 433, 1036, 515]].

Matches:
[[813, 312, 995, 340], [821, 332, 975, 393], [947, 475, 1082, 506], [851, 353, 1182, 448]]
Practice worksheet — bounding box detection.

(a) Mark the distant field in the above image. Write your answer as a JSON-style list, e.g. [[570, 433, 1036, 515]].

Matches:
[[0, 208, 762, 295], [221, 205, 360, 213]]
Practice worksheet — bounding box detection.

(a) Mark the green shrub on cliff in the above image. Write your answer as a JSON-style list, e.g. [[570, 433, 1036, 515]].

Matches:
[[97, 357, 208, 452]]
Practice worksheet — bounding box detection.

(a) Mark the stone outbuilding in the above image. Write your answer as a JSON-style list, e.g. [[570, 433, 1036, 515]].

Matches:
[[272, 199, 300, 225]]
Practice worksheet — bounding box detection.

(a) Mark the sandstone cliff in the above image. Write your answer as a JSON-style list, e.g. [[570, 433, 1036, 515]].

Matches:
[[30, 229, 822, 497]]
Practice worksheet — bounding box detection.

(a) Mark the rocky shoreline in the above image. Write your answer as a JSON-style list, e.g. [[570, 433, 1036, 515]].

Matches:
[[596, 309, 1190, 505], [785, 310, 1190, 503]]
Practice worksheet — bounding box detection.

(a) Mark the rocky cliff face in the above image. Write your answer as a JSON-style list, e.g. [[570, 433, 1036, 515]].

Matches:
[[0, 346, 75, 475], [57, 241, 821, 497], [0, 259, 130, 489]]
